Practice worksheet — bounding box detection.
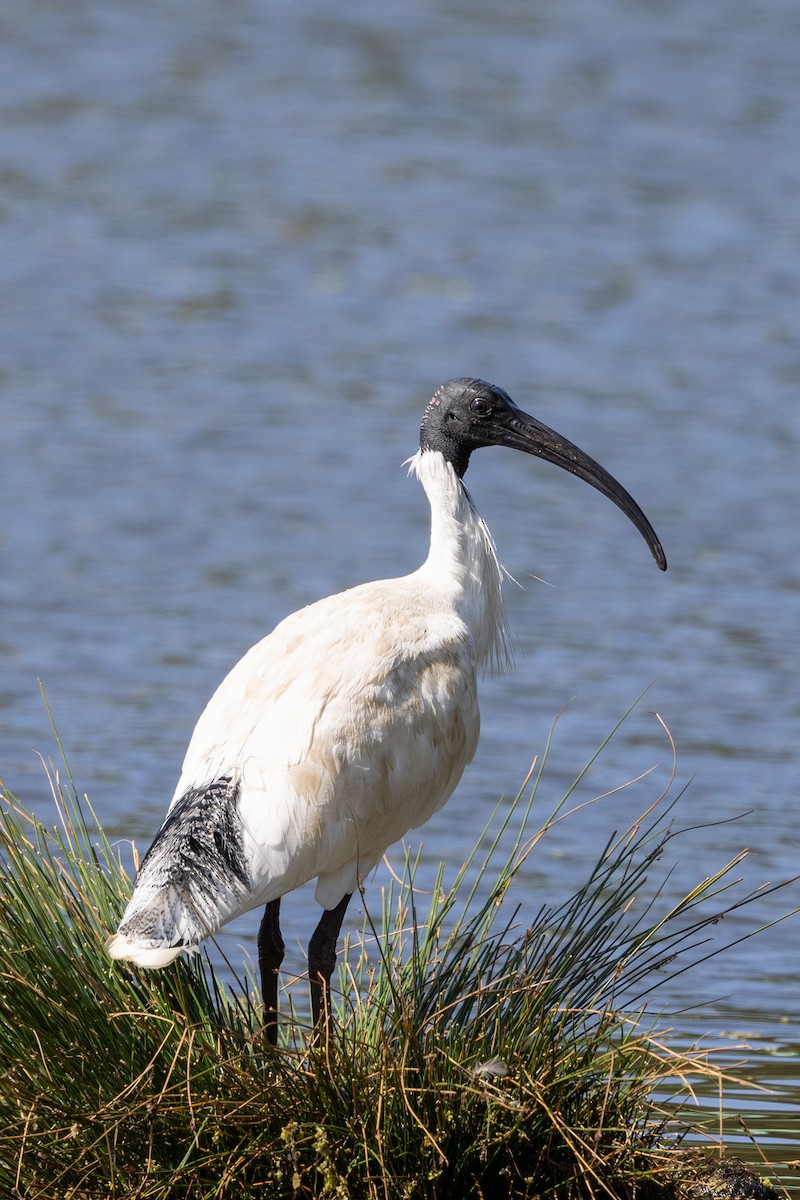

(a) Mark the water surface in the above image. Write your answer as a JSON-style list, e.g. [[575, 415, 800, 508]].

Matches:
[[1, 0, 798, 1187]]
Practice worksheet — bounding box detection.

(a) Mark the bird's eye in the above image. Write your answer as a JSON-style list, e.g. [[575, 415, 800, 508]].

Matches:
[[471, 397, 492, 416]]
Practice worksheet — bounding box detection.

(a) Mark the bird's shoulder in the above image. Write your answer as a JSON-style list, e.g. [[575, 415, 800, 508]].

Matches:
[[254, 575, 471, 673]]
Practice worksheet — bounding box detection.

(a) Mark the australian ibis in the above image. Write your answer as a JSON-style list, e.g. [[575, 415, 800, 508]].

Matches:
[[107, 378, 666, 1043]]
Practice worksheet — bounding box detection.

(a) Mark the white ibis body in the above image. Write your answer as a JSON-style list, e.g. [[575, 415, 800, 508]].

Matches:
[[107, 379, 666, 1043]]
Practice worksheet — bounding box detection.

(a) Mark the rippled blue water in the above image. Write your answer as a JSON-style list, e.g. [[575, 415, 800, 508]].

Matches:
[[2, 0, 798, 1185]]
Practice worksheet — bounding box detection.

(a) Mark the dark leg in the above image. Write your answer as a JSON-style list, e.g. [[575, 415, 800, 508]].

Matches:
[[307, 893, 352, 1039], [257, 898, 284, 1047]]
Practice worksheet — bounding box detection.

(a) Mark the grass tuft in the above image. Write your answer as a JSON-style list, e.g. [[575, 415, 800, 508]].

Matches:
[[0, 709, 791, 1199]]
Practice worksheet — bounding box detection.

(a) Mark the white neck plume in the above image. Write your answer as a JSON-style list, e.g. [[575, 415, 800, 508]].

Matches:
[[408, 449, 511, 672]]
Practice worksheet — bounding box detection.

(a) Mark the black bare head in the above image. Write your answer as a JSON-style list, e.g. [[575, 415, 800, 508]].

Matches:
[[420, 377, 667, 570], [420, 378, 519, 477]]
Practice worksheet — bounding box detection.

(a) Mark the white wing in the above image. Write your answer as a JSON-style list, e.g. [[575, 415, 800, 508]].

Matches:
[[110, 574, 479, 959], [180, 576, 480, 903]]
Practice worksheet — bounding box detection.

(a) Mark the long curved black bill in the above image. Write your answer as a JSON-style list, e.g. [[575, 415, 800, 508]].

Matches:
[[498, 405, 667, 571]]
